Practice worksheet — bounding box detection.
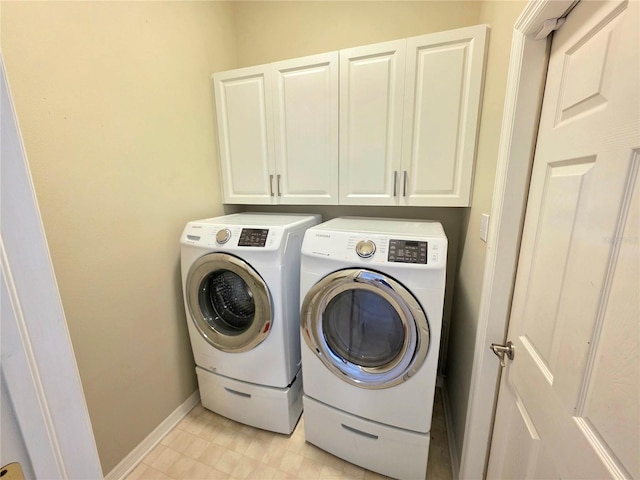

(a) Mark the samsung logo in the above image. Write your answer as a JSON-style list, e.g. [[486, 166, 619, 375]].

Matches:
[[315, 233, 331, 238]]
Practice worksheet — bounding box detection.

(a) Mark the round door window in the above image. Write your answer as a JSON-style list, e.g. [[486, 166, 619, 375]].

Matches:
[[322, 289, 405, 367], [301, 269, 430, 389], [186, 253, 272, 352], [199, 269, 256, 335]]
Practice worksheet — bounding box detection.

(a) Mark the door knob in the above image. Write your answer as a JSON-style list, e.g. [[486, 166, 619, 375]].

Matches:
[[490, 341, 514, 367]]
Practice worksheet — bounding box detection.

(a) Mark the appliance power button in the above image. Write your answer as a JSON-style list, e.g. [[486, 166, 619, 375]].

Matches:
[[355, 240, 376, 258], [216, 228, 231, 244]]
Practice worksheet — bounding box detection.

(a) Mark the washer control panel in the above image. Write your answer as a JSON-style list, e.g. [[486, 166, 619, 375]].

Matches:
[[238, 228, 269, 247], [388, 239, 428, 264], [181, 223, 283, 251]]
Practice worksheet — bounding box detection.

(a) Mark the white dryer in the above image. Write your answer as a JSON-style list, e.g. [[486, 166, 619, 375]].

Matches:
[[181, 212, 320, 434], [299, 217, 447, 480]]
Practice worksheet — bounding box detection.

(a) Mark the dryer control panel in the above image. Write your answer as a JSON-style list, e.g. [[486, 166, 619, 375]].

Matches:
[[302, 231, 447, 270], [388, 239, 428, 264]]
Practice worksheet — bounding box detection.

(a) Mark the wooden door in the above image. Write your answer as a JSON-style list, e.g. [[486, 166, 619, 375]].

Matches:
[[339, 39, 405, 205], [487, 1, 639, 478], [272, 52, 339, 205]]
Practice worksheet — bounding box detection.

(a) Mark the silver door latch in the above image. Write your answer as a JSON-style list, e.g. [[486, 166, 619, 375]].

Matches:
[[491, 341, 514, 367]]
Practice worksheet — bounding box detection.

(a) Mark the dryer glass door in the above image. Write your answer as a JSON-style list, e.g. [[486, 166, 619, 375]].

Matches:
[[322, 288, 405, 367], [301, 269, 429, 389], [186, 253, 272, 352]]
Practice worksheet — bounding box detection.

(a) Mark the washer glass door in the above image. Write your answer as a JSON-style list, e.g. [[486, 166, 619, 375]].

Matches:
[[186, 253, 272, 352], [301, 269, 430, 388]]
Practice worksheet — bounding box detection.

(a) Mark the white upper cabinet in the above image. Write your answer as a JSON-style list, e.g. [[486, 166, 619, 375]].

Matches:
[[214, 66, 275, 204], [339, 25, 488, 206], [213, 25, 488, 207], [213, 52, 339, 205], [339, 40, 406, 206], [272, 53, 339, 205], [402, 25, 488, 206]]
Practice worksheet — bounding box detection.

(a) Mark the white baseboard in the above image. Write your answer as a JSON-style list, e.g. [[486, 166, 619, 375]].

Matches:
[[441, 383, 460, 480], [104, 390, 200, 480]]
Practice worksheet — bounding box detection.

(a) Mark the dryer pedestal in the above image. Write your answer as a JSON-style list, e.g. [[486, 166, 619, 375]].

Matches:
[[196, 366, 303, 434], [303, 395, 430, 480]]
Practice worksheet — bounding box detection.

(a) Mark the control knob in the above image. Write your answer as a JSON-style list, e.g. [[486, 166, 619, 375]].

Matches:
[[215, 228, 231, 244], [355, 240, 376, 258]]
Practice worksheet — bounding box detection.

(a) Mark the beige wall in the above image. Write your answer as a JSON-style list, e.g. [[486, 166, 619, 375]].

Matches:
[[1, 1, 236, 473], [233, 1, 481, 66], [447, 0, 526, 464]]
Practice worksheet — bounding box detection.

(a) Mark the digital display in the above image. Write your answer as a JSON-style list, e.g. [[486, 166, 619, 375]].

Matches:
[[238, 228, 269, 247], [388, 239, 428, 264]]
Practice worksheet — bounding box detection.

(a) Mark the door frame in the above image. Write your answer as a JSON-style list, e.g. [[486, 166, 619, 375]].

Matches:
[[458, 1, 577, 478]]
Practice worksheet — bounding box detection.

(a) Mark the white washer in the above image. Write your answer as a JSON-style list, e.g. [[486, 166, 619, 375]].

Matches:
[[181, 212, 320, 434], [299, 217, 447, 479]]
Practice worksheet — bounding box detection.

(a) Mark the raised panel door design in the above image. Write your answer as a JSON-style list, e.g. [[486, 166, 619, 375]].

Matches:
[[488, 2, 639, 477], [339, 40, 406, 205], [213, 66, 275, 204], [272, 52, 339, 205], [402, 25, 488, 206]]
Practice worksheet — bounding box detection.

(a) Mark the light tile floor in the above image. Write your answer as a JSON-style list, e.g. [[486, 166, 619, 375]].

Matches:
[[126, 389, 452, 480]]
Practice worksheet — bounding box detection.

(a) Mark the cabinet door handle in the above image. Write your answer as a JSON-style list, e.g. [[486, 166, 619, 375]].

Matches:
[[277, 174, 282, 197], [393, 171, 398, 197], [269, 174, 274, 196], [403, 171, 408, 197]]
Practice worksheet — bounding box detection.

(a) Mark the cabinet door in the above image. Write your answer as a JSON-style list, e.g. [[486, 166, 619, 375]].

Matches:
[[272, 52, 339, 205], [339, 40, 406, 205], [401, 25, 488, 206], [213, 66, 276, 204]]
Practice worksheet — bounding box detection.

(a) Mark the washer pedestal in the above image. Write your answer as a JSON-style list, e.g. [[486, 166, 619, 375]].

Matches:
[[196, 366, 303, 434], [303, 395, 430, 480]]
